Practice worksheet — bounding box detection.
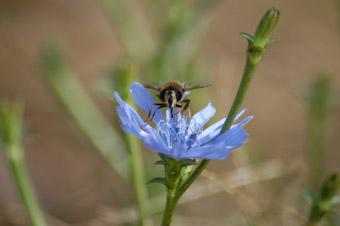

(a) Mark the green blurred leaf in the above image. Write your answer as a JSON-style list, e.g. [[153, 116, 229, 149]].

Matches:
[[307, 173, 340, 223], [149, 0, 215, 81], [41, 44, 129, 179], [306, 76, 332, 188]]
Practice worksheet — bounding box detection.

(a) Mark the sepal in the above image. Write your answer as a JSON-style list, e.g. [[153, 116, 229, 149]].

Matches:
[[147, 177, 167, 187], [180, 159, 197, 166], [154, 160, 166, 165], [240, 32, 255, 42]]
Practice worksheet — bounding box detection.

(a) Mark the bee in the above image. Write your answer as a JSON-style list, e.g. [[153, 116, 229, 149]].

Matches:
[[144, 80, 210, 122]]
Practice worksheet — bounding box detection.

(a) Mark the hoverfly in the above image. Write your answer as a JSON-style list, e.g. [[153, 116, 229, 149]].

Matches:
[[144, 80, 210, 122]]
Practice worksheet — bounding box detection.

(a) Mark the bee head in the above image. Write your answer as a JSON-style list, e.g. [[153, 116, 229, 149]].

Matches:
[[164, 89, 177, 107]]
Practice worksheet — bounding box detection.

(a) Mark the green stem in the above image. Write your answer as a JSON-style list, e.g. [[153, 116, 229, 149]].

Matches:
[[160, 158, 186, 226], [0, 104, 48, 226], [161, 189, 180, 226], [160, 7, 280, 225], [176, 7, 280, 202], [117, 64, 151, 226], [177, 55, 257, 200], [41, 46, 129, 179], [175, 160, 208, 200], [126, 134, 151, 226], [220, 57, 256, 133], [7, 146, 48, 226]]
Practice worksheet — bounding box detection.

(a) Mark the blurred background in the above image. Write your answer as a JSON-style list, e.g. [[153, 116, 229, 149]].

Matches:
[[0, 0, 339, 225]]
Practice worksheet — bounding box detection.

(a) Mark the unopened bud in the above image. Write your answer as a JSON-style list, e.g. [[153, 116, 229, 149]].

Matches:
[[253, 7, 280, 48]]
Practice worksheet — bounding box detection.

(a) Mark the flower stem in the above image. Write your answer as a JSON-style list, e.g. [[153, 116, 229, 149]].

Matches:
[[173, 57, 256, 200], [0, 103, 48, 226], [160, 158, 187, 226], [175, 6, 280, 214], [220, 56, 256, 133], [126, 133, 151, 226], [161, 189, 180, 226], [8, 149, 48, 226], [118, 64, 151, 226]]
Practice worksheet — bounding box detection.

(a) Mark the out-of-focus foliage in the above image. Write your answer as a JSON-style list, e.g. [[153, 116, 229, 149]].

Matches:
[[41, 46, 129, 179], [306, 77, 332, 188], [305, 173, 340, 224], [0, 103, 47, 226]]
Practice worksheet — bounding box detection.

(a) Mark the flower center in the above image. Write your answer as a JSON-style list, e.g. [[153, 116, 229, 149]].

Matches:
[[156, 112, 202, 150]]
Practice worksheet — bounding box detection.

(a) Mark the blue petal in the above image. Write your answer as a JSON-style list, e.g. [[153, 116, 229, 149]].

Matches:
[[114, 92, 153, 139], [196, 117, 226, 144], [142, 132, 171, 156], [185, 123, 249, 160], [130, 82, 162, 123], [197, 109, 250, 144], [189, 102, 216, 130]]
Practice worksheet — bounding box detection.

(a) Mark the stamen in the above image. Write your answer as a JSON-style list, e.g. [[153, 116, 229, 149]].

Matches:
[[156, 110, 202, 151]]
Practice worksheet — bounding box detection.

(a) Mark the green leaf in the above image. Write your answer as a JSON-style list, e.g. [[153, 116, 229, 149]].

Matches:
[[240, 32, 255, 42], [41, 45, 129, 179], [320, 173, 339, 200], [154, 160, 166, 165], [180, 159, 198, 166], [147, 177, 167, 187]]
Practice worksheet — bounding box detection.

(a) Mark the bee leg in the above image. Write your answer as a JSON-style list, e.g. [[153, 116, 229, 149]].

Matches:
[[177, 99, 191, 118], [145, 103, 166, 124], [147, 103, 163, 119]]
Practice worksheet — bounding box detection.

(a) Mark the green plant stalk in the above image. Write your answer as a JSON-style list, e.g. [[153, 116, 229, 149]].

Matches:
[[0, 104, 47, 226], [160, 159, 185, 226], [6, 146, 48, 226], [175, 56, 256, 200], [307, 78, 331, 189], [159, 8, 280, 225], [126, 95, 150, 226], [161, 189, 180, 226], [126, 133, 151, 226], [112, 64, 151, 226]]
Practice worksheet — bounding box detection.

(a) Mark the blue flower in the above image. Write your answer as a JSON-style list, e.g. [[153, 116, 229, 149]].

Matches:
[[114, 82, 253, 160]]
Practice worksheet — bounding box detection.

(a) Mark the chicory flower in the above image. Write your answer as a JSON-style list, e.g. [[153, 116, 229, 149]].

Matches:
[[114, 82, 252, 160]]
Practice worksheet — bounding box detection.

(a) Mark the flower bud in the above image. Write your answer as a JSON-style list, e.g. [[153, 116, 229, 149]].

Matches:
[[253, 7, 280, 48]]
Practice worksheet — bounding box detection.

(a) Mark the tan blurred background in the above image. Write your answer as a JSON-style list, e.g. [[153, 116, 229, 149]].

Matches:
[[0, 0, 340, 225]]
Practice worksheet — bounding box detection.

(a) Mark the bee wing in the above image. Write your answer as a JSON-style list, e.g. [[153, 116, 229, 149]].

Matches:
[[143, 82, 162, 91], [184, 83, 210, 91]]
